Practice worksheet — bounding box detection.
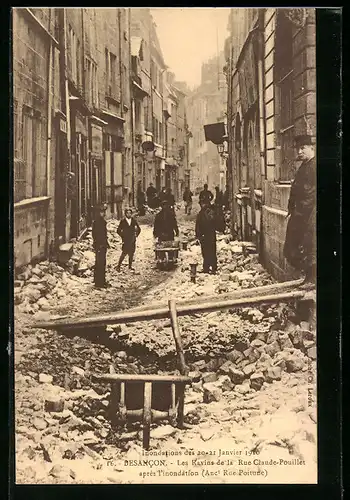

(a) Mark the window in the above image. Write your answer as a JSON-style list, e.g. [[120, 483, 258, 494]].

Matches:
[[86, 58, 98, 107], [68, 25, 78, 84], [16, 106, 43, 201], [275, 12, 295, 181], [105, 50, 118, 99]]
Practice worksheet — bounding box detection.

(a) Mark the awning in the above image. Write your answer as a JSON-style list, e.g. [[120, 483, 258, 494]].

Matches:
[[131, 36, 143, 58], [90, 115, 108, 126], [132, 80, 148, 98], [100, 110, 125, 123], [204, 122, 226, 145]]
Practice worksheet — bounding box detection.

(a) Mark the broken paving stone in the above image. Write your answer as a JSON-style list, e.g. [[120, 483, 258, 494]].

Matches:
[[303, 339, 315, 350], [234, 339, 250, 352], [285, 357, 306, 373], [307, 347, 317, 360], [191, 381, 204, 393], [266, 331, 280, 345], [49, 465, 76, 481], [44, 395, 65, 413], [201, 372, 218, 383], [265, 366, 282, 382], [278, 334, 294, 350], [250, 372, 265, 391], [228, 367, 245, 385], [151, 425, 177, 439], [243, 363, 256, 377], [203, 383, 223, 403], [216, 375, 233, 392], [265, 340, 280, 358], [205, 357, 226, 372], [234, 383, 251, 395], [33, 417, 48, 431], [300, 329, 315, 342], [39, 373, 53, 384], [72, 366, 85, 377], [226, 350, 244, 364], [251, 339, 266, 349], [23, 446, 36, 460], [189, 371, 201, 383], [288, 329, 303, 347]]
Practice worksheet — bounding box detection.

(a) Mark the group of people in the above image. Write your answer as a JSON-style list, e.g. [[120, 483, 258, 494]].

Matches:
[[137, 182, 176, 215], [92, 133, 316, 289]]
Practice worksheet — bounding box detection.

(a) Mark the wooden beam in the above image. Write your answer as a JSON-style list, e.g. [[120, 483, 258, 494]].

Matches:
[[33, 290, 305, 331]]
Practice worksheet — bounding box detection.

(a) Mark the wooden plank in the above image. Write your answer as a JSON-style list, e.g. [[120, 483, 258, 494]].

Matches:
[[93, 374, 192, 383], [169, 300, 188, 376], [34, 290, 305, 330], [265, 13, 276, 39], [265, 99, 275, 119], [265, 50, 274, 72], [266, 115, 275, 135], [266, 132, 276, 149], [265, 66, 274, 89], [264, 31, 275, 58], [266, 149, 275, 166], [265, 83, 274, 104]]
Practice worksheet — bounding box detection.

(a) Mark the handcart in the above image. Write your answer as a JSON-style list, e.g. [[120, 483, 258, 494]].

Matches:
[[154, 240, 180, 270]]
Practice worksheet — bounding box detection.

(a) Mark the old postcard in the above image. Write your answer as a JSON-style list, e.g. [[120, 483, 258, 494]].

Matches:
[[13, 7, 319, 484]]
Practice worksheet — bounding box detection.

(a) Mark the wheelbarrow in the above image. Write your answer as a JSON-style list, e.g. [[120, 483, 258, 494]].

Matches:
[[154, 240, 180, 270], [92, 300, 191, 450]]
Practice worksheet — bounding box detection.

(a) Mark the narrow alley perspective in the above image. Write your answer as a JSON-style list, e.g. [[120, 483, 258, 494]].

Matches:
[[13, 7, 317, 485]]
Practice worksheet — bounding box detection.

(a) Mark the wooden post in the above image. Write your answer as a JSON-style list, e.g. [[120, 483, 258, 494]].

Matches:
[[168, 300, 189, 376], [143, 382, 152, 450]]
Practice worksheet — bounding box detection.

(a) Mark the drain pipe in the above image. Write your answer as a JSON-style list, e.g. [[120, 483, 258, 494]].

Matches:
[[257, 11, 266, 180]]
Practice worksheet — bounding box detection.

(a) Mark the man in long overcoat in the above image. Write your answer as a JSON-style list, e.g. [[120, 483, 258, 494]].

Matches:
[[153, 201, 179, 242], [284, 135, 316, 285], [116, 208, 141, 272], [92, 204, 109, 288], [195, 201, 217, 274]]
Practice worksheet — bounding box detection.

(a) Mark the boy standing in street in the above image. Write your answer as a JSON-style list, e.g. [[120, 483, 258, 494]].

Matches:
[[116, 208, 141, 272]]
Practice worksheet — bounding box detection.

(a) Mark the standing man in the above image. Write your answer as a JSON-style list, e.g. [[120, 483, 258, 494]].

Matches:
[[199, 183, 214, 206], [183, 186, 193, 215], [195, 201, 217, 274], [146, 182, 157, 208], [159, 186, 168, 205], [153, 201, 179, 242], [92, 203, 109, 288], [214, 186, 225, 233], [166, 187, 175, 209], [283, 135, 316, 285], [116, 208, 141, 272], [137, 181, 146, 216]]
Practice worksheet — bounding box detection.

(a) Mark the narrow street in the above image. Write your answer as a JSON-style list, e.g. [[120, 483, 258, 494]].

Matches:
[[14, 201, 317, 485]]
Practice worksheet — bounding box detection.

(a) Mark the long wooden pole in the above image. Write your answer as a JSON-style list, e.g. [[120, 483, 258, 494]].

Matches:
[[168, 300, 188, 376], [128, 278, 304, 315], [33, 290, 304, 330]]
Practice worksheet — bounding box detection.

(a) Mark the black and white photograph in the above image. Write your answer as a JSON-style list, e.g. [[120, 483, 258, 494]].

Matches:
[[12, 7, 320, 484]]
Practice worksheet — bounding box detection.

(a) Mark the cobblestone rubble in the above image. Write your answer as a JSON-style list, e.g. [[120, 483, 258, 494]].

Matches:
[[14, 206, 317, 484]]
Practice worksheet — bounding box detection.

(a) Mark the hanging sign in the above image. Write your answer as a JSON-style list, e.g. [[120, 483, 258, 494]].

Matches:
[[91, 124, 103, 158]]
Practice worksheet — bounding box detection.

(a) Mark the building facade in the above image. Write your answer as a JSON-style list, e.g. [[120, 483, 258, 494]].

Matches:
[[13, 8, 190, 268], [186, 52, 227, 194], [13, 8, 60, 268], [225, 7, 316, 280]]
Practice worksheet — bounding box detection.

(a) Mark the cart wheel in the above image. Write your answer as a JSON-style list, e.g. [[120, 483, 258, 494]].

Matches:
[[143, 382, 152, 450]]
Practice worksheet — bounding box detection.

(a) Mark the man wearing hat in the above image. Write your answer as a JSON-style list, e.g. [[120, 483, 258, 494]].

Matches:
[[116, 208, 141, 272], [153, 200, 179, 242], [92, 203, 110, 288], [283, 135, 316, 285]]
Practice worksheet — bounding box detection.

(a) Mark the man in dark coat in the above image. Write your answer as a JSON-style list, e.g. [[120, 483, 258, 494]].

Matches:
[[146, 183, 157, 208], [283, 135, 316, 285], [153, 201, 179, 242], [199, 183, 214, 206], [183, 186, 193, 215], [137, 181, 146, 216], [116, 208, 141, 272], [92, 203, 109, 288], [195, 201, 217, 274], [214, 186, 225, 233], [166, 187, 175, 209]]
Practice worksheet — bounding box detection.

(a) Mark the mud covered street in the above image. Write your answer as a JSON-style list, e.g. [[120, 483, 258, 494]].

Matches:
[[14, 202, 317, 485]]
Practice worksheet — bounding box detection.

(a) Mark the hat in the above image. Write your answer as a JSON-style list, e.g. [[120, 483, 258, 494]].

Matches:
[[294, 135, 314, 146]]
